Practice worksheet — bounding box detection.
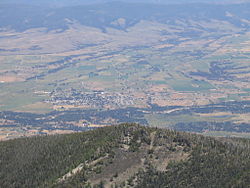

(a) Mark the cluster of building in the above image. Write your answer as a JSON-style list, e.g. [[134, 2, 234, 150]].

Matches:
[[46, 89, 135, 108]]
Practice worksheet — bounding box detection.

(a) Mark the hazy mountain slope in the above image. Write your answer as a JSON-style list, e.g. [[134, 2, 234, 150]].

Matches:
[[1, 3, 250, 32], [0, 124, 250, 187], [1, 0, 250, 6]]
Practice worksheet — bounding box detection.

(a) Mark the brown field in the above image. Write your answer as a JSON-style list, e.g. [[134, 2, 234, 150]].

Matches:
[[15, 102, 53, 114], [0, 76, 25, 83]]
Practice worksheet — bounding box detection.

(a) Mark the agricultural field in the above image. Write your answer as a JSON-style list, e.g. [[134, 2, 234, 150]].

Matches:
[[1, 31, 249, 112]]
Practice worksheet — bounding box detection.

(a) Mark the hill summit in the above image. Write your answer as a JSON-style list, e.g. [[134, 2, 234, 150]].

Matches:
[[1, 123, 250, 187]]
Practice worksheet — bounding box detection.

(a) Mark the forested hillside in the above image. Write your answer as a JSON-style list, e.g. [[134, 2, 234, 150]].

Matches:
[[0, 124, 250, 187]]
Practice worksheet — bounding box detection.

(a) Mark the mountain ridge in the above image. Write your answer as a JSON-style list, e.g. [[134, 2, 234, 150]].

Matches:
[[1, 0, 250, 7], [1, 123, 250, 187], [1, 2, 250, 32]]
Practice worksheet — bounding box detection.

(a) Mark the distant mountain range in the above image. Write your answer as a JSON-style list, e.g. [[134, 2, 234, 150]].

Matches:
[[1, 0, 250, 6], [1, 2, 250, 32]]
